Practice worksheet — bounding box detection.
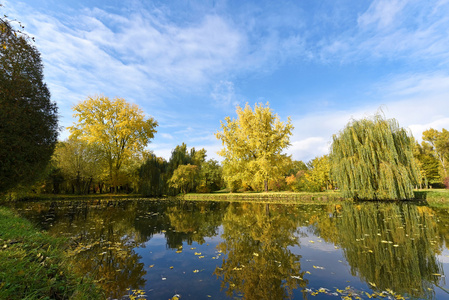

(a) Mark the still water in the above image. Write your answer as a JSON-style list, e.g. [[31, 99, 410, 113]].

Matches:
[[8, 199, 449, 299]]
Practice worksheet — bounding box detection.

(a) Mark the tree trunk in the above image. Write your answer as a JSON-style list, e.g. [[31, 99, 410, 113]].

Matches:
[[264, 179, 268, 192]]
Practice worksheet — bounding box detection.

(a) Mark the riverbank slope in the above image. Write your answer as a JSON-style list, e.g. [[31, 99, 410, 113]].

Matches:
[[0, 207, 102, 299]]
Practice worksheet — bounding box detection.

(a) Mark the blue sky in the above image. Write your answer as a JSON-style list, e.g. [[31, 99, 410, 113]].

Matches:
[[4, 0, 449, 162]]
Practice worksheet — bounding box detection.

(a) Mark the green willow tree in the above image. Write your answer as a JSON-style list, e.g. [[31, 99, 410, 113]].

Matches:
[[330, 113, 420, 200]]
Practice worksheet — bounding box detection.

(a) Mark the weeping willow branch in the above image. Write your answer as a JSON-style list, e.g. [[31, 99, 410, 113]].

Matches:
[[330, 112, 421, 200]]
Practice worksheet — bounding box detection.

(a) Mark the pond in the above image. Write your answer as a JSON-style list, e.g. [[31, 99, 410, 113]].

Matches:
[[7, 199, 449, 299]]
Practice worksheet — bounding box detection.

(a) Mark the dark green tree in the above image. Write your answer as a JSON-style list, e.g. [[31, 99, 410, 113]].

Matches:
[[330, 113, 420, 200], [0, 17, 58, 194], [138, 153, 168, 197]]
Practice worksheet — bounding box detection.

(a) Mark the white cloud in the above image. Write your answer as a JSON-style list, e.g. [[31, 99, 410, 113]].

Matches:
[[160, 133, 173, 139], [321, 0, 449, 63], [357, 0, 407, 29], [211, 80, 239, 107]]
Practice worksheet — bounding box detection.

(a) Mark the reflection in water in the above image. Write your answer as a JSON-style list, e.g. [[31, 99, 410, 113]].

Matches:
[[8, 199, 449, 299], [215, 203, 307, 299], [314, 203, 445, 299]]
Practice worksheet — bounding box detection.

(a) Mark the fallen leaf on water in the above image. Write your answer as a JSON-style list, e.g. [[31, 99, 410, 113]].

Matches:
[[193, 269, 199, 273], [149, 265, 154, 268]]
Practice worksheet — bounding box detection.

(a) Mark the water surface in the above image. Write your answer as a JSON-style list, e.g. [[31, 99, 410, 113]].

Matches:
[[8, 199, 449, 299]]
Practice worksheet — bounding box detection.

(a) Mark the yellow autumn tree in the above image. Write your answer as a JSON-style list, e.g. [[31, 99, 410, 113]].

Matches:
[[216, 102, 293, 192], [68, 95, 158, 192]]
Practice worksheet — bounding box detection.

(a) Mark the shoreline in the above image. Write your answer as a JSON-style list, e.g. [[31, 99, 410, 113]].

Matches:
[[0, 207, 102, 299], [3, 189, 448, 207]]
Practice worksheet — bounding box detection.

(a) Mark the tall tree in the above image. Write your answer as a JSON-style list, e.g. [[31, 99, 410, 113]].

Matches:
[[54, 138, 105, 194], [413, 141, 442, 188], [216, 102, 293, 192], [168, 164, 198, 194], [138, 154, 168, 197], [330, 113, 420, 200], [68, 95, 157, 192], [422, 128, 449, 179], [0, 17, 58, 194]]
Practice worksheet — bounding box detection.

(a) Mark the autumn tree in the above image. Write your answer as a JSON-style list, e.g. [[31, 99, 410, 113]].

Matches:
[[413, 141, 441, 188], [53, 138, 106, 194], [197, 159, 223, 192], [422, 128, 449, 179], [330, 113, 420, 200], [69, 96, 157, 192], [216, 102, 293, 192], [168, 164, 198, 194], [0, 17, 58, 194], [303, 155, 331, 192]]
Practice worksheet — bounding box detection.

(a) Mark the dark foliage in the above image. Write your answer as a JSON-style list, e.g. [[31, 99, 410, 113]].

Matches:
[[0, 18, 58, 193]]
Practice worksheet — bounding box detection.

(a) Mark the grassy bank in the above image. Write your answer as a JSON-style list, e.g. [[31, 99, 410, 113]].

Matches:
[[182, 190, 349, 203], [416, 189, 449, 207], [182, 189, 449, 205], [0, 207, 102, 299]]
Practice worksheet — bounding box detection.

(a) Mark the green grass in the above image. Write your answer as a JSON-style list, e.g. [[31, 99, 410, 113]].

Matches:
[[0, 207, 103, 299], [183, 189, 449, 205], [182, 190, 349, 203], [415, 189, 449, 207]]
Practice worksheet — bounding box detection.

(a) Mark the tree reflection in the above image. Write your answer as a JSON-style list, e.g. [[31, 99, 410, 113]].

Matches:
[[165, 201, 227, 248], [215, 203, 307, 299], [316, 203, 444, 299]]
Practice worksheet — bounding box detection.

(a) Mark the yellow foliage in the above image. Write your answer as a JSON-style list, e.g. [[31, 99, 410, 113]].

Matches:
[[68, 95, 157, 189], [216, 102, 293, 192]]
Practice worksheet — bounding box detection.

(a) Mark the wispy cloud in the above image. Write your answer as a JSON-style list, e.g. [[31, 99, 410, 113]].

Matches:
[[288, 71, 449, 161], [320, 0, 449, 63]]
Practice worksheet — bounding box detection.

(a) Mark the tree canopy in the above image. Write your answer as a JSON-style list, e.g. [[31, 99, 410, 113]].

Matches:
[[422, 128, 449, 179], [68, 95, 157, 191], [330, 113, 420, 200], [216, 102, 293, 192], [0, 17, 58, 194]]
